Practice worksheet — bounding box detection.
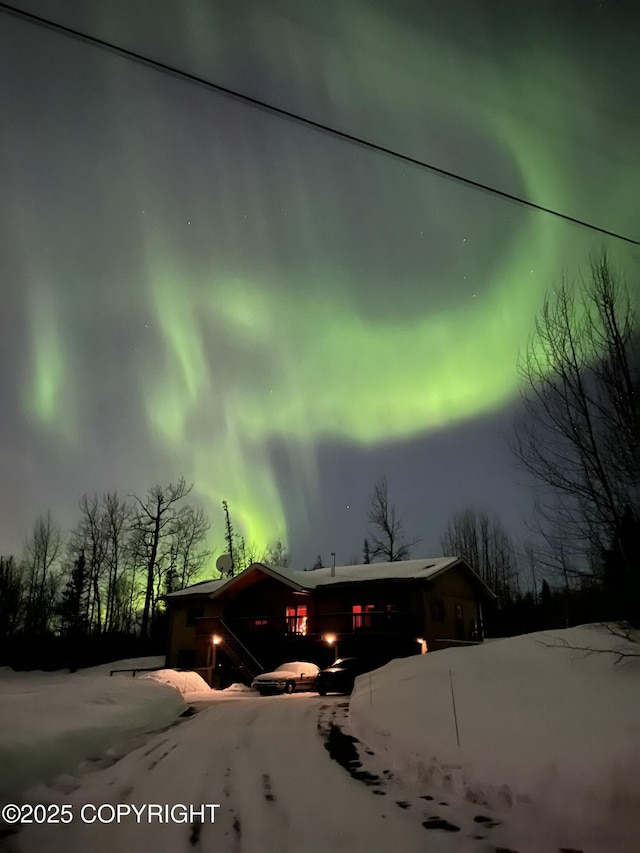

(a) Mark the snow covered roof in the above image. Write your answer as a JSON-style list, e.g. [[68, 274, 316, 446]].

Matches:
[[165, 557, 495, 601], [164, 557, 496, 601], [284, 557, 463, 588], [163, 577, 228, 599], [257, 558, 494, 597]]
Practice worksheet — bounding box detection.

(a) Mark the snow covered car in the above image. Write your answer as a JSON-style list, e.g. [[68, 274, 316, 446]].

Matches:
[[252, 661, 320, 695]]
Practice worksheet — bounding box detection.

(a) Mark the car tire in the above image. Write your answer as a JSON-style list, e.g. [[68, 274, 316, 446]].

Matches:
[[285, 681, 295, 694], [317, 685, 327, 696]]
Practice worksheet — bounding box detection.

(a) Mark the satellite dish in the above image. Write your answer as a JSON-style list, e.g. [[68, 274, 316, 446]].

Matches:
[[216, 554, 233, 576]]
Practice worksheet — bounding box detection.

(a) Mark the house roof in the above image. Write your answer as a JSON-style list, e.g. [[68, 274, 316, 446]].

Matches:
[[163, 577, 228, 599], [281, 558, 461, 588], [164, 557, 496, 601]]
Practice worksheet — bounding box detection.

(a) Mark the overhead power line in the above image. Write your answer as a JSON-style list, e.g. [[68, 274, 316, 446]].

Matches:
[[1, 1, 637, 246]]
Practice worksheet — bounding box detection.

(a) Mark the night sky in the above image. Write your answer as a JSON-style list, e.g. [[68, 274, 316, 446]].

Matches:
[[1, 0, 638, 569]]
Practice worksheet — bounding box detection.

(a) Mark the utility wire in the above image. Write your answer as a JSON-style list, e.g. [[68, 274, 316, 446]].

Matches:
[[1, 0, 637, 247]]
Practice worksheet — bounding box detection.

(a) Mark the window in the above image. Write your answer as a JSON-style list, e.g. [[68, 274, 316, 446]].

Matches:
[[186, 606, 204, 627], [363, 604, 375, 628], [352, 604, 375, 630], [285, 605, 307, 635], [430, 597, 445, 622]]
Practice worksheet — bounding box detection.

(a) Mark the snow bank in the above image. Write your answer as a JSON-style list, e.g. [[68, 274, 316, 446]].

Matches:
[[221, 682, 255, 694], [349, 625, 640, 848], [140, 668, 210, 694], [0, 658, 185, 797], [182, 681, 259, 703]]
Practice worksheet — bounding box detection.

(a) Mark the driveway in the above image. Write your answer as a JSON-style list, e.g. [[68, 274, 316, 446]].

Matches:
[[4, 694, 514, 853]]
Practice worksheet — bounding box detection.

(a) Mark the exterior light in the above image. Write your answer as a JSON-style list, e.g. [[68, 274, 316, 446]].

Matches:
[[212, 635, 221, 645], [323, 633, 339, 661]]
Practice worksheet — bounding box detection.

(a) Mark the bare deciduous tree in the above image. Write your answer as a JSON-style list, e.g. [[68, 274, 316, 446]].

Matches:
[[513, 252, 639, 622], [23, 512, 63, 633], [233, 536, 258, 573], [131, 478, 192, 638], [262, 540, 289, 567], [367, 476, 417, 562], [0, 556, 23, 637], [70, 495, 106, 634], [168, 505, 212, 590], [440, 508, 517, 606], [102, 492, 133, 634]]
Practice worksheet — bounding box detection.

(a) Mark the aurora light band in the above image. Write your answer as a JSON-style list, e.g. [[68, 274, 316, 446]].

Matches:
[[2, 1, 637, 563]]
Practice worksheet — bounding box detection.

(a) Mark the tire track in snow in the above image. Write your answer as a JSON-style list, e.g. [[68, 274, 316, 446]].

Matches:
[[4, 695, 505, 852]]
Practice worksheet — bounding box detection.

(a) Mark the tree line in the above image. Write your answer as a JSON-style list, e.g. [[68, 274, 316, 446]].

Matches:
[[0, 480, 292, 668], [0, 479, 212, 667]]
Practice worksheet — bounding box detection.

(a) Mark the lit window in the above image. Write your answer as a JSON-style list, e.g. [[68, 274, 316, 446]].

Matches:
[[286, 605, 307, 635], [352, 604, 375, 630], [364, 604, 375, 629]]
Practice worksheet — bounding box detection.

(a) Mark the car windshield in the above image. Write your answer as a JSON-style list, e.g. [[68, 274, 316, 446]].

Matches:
[[330, 659, 355, 669]]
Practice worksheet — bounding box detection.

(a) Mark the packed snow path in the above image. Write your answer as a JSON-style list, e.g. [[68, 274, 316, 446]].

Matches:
[[2, 694, 520, 853]]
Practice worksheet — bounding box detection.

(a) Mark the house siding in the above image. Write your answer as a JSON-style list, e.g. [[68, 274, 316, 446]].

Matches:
[[425, 567, 482, 647], [166, 598, 223, 667], [164, 560, 493, 682], [224, 576, 314, 620]]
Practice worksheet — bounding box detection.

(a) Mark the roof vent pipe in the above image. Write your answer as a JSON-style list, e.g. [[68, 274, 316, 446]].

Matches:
[[331, 552, 336, 577]]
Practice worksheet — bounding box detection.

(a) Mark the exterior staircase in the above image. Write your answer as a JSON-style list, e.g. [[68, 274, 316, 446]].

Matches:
[[196, 617, 264, 683]]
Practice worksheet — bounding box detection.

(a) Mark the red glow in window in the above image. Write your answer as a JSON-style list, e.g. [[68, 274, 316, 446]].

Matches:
[[286, 605, 307, 635]]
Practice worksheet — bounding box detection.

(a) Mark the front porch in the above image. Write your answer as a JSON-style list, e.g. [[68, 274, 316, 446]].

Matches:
[[193, 612, 419, 686]]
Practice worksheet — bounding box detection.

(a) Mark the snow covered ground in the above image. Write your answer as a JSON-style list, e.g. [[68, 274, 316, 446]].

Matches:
[[351, 624, 640, 852], [0, 657, 183, 798], [0, 626, 638, 852]]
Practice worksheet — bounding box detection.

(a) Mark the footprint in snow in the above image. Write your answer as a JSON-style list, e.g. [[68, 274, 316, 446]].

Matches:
[[262, 773, 276, 802], [474, 814, 501, 828], [422, 817, 460, 832]]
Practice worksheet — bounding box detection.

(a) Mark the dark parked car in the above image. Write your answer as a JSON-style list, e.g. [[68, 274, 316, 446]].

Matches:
[[316, 658, 380, 695]]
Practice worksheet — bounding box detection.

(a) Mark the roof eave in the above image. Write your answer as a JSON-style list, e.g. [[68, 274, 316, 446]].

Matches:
[[209, 561, 311, 600]]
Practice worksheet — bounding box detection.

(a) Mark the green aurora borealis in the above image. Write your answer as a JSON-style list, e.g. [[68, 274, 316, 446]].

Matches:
[[2, 0, 638, 562]]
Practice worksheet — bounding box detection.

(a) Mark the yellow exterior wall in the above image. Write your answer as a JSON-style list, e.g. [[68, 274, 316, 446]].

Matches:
[[165, 598, 223, 667], [424, 566, 482, 646]]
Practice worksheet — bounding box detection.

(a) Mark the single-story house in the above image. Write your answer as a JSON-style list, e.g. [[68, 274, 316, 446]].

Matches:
[[164, 557, 496, 686]]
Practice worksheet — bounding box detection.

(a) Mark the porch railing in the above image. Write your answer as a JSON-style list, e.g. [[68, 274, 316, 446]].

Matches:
[[195, 616, 264, 680], [220, 611, 412, 638]]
